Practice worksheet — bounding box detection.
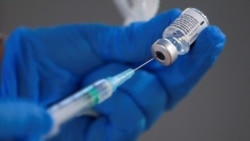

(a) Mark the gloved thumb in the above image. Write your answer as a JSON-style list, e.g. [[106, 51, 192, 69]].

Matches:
[[0, 100, 52, 139], [78, 8, 181, 63]]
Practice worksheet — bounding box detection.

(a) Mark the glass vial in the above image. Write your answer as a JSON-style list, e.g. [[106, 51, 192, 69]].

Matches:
[[152, 8, 209, 65]]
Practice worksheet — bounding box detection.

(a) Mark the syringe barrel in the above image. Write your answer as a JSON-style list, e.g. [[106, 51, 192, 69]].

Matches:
[[46, 79, 113, 138]]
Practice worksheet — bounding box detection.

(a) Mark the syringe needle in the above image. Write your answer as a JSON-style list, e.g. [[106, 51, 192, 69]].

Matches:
[[108, 58, 154, 89], [134, 58, 154, 71]]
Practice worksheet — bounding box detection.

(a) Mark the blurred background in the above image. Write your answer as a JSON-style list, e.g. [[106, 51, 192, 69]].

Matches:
[[0, 0, 249, 141]]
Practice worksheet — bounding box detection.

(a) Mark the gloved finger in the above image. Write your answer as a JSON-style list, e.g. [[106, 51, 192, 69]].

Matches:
[[86, 91, 145, 141], [79, 8, 181, 63], [0, 100, 52, 139], [118, 69, 166, 129], [81, 63, 166, 140], [3, 28, 94, 107], [46, 116, 93, 141], [151, 26, 226, 109]]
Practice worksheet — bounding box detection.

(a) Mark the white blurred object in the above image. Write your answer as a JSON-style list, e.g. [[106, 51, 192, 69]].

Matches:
[[113, 0, 160, 25]]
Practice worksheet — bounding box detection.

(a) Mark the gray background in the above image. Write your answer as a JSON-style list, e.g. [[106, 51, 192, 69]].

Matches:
[[0, 0, 250, 141]]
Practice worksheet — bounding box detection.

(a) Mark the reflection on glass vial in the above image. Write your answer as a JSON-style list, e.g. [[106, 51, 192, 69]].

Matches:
[[152, 8, 209, 66]]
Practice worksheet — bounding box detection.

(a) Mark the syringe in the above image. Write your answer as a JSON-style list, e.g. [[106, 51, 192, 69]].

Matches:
[[45, 58, 154, 138]]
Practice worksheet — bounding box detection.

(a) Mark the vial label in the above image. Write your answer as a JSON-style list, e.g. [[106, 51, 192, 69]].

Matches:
[[168, 8, 209, 44]]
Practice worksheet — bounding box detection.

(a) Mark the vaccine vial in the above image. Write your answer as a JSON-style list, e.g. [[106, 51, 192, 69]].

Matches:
[[152, 8, 209, 65]]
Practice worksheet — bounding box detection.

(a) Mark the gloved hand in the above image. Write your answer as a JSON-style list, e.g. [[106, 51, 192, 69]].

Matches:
[[1, 8, 226, 141], [0, 100, 52, 140]]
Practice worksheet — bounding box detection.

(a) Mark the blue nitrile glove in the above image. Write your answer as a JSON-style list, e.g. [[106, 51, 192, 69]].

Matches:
[[0, 100, 52, 140], [1, 8, 226, 141]]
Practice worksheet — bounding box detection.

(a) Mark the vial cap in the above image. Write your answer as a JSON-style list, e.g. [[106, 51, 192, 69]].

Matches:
[[151, 39, 178, 66]]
